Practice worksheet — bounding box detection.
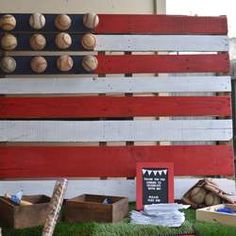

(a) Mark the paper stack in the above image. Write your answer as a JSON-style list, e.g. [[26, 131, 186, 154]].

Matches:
[[130, 203, 190, 227]]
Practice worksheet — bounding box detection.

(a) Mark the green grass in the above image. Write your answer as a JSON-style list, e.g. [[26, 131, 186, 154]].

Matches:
[[1, 206, 236, 236]]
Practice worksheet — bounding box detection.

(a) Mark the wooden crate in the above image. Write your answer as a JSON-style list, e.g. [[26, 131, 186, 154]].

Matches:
[[0, 195, 50, 229], [65, 194, 128, 223], [196, 204, 236, 227]]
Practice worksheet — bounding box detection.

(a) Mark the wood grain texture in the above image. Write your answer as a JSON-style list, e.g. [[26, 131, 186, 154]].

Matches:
[[0, 96, 231, 119], [95, 54, 229, 74], [0, 120, 232, 142], [0, 54, 229, 75], [95, 35, 229, 52], [95, 15, 228, 35], [0, 178, 235, 201], [65, 194, 129, 223], [0, 145, 234, 178], [0, 14, 227, 35], [6, 34, 229, 52], [0, 195, 50, 229], [0, 76, 231, 94]]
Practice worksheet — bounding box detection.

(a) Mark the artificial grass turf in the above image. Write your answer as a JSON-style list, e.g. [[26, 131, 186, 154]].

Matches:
[[2, 208, 236, 236], [1, 218, 194, 236]]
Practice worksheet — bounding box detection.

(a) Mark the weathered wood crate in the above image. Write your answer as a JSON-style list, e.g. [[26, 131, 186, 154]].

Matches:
[[196, 204, 236, 227], [65, 194, 128, 223], [0, 195, 50, 229]]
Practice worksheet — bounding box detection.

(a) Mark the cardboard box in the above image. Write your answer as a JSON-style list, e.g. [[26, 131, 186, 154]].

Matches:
[[196, 204, 236, 227], [65, 194, 128, 223], [0, 195, 50, 229]]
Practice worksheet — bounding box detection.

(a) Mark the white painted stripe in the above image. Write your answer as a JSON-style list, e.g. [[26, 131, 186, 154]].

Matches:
[[0, 178, 234, 201], [0, 120, 232, 142], [0, 76, 231, 94], [95, 35, 229, 52]]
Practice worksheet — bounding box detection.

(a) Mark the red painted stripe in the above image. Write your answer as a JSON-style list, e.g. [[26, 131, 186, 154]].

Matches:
[[0, 96, 231, 119], [95, 54, 229, 74], [0, 145, 233, 178], [96, 15, 227, 35]]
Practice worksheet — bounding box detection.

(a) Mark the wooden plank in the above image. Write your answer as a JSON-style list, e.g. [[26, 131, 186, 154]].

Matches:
[[0, 120, 232, 142], [0, 14, 227, 35], [0, 178, 234, 201], [8, 34, 232, 52], [0, 76, 231, 94], [0, 96, 231, 119], [0, 54, 229, 75], [0, 13, 88, 33], [0, 56, 88, 75], [95, 15, 228, 35], [95, 35, 229, 52], [0, 145, 234, 178], [0, 33, 87, 51], [7, 34, 229, 52], [95, 54, 229, 74]]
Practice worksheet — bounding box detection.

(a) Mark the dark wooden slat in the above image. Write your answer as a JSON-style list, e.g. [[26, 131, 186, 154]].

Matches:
[[0, 14, 89, 33], [0, 96, 231, 119], [0, 145, 234, 178], [0, 33, 86, 51], [0, 56, 88, 74]]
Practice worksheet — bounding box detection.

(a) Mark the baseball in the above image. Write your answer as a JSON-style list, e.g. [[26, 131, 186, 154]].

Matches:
[[190, 187, 207, 204], [81, 33, 96, 50], [57, 55, 73, 72], [31, 56, 47, 73], [0, 33, 17, 50], [55, 14, 71, 31], [29, 33, 46, 50], [0, 56, 16, 73], [205, 193, 221, 206], [29, 13, 46, 30], [0, 14, 16, 31], [82, 55, 98, 72], [55, 32, 72, 49], [83, 13, 99, 29]]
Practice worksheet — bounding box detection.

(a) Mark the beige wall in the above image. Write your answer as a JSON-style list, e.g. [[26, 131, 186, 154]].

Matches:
[[0, 0, 165, 14]]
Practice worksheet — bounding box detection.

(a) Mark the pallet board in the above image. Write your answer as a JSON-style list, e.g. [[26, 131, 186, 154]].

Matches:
[[0, 54, 229, 75], [0, 76, 231, 94], [95, 15, 228, 35], [0, 96, 231, 119], [95, 54, 229, 74], [95, 35, 229, 52], [0, 120, 232, 142], [0, 178, 234, 201], [0, 14, 234, 198], [0, 34, 229, 52], [0, 14, 227, 34], [0, 13, 89, 33], [0, 145, 234, 178]]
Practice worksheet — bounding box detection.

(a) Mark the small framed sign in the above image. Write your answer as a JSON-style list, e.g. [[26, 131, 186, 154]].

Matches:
[[136, 162, 174, 210]]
